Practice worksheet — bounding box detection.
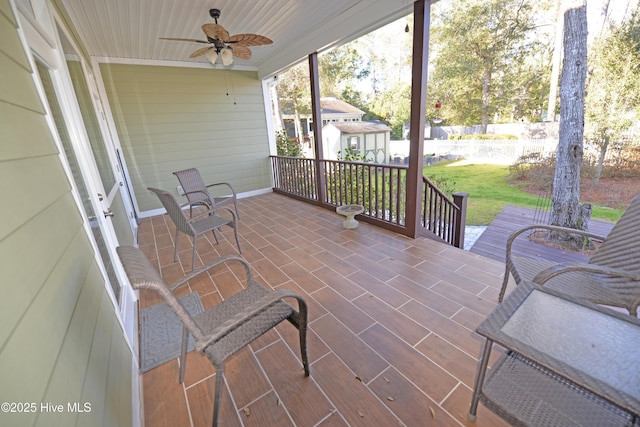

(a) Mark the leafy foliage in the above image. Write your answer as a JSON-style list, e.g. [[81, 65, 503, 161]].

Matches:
[[275, 45, 374, 141], [277, 64, 311, 117], [352, 20, 413, 139], [429, 0, 553, 128], [318, 46, 370, 96], [585, 6, 640, 183], [275, 129, 302, 157], [425, 175, 457, 197], [338, 146, 369, 162]]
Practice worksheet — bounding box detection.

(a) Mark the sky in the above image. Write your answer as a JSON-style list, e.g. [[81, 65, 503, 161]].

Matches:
[[588, 0, 639, 37]]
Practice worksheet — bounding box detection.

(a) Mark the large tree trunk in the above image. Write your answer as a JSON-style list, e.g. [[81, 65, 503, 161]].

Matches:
[[593, 140, 609, 185], [294, 108, 304, 146], [481, 65, 491, 134], [549, 1, 590, 250]]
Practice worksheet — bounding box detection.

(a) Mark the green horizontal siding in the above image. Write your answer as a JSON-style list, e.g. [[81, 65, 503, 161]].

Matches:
[[0, 156, 71, 241], [0, 101, 58, 160], [100, 63, 272, 212], [0, 2, 133, 426]]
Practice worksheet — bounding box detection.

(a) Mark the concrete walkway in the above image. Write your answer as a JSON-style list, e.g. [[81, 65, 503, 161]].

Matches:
[[464, 226, 488, 250]]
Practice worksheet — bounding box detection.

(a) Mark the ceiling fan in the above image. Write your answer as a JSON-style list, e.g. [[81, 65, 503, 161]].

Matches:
[[160, 8, 273, 66]]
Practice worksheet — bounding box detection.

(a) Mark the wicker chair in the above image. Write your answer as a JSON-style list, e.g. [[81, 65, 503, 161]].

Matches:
[[116, 246, 310, 427], [499, 194, 640, 316], [173, 167, 239, 219], [148, 187, 241, 271]]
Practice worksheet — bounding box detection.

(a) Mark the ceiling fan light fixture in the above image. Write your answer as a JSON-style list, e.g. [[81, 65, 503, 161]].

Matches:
[[221, 47, 234, 66], [160, 8, 271, 66], [205, 48, 218, 65]]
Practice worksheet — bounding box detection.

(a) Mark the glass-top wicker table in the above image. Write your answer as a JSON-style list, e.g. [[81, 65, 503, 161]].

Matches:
[[469, 281, 640, 426]]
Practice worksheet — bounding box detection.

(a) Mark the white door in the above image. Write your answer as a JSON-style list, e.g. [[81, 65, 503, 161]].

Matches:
[[19, 7, 138, 351]]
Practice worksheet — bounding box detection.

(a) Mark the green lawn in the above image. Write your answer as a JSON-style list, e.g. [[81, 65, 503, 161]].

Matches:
[[423, 162, 623, 225]]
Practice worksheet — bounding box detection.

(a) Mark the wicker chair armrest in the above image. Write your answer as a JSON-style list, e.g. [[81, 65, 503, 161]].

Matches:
[[505, 224, 606, 258], [205, 182, 237, 197], [169, 255, 253, 291], [532, 262, 640, 285], [195, 288, 307, 352], [181, 189, 211, 207], [183, 189, 210, 198], [185, 204, 236, 223]]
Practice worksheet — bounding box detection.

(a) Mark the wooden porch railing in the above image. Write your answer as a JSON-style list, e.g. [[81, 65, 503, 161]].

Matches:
[[421, 176, 468, 247], [270, 156, 318, 202], [270, 156, 468, 247], [322, 159, 407, 226]]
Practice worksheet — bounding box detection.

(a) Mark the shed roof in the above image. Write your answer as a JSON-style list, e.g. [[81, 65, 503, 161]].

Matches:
[[328, 120, 391, 134], [320, 97, 365, 115]]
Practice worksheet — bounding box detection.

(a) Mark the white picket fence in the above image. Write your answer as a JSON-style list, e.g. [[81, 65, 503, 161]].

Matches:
[[424, 139, 558, 163], [389, 139, 559, 164]]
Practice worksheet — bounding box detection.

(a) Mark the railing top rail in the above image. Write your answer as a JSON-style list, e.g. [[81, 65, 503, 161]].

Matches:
[[271, 156, 409, 170], [422, 175, 460, 212], [270, 155, 315, 160], [324, 159, 408, 169]]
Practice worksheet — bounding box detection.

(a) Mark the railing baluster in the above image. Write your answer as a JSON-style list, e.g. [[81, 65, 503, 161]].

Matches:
[[270, 156, 466, 248], [381, 167, 387, 221]]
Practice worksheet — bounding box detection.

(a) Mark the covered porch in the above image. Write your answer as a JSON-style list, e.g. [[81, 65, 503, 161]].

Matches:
[[137, 192, 511, 426], [0, 0, 487, 426]]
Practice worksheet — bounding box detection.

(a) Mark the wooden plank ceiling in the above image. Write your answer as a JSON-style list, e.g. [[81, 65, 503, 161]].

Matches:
[[57, 0, 419, 77]]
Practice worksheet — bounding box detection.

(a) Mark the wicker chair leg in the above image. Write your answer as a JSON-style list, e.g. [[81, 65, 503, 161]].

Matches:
[[231, 222, 242, 254], [191, 236, 198, 272], [295, 303, 310, 376], [498, 266, 510, 302], [179, 326, 189, 383], [299, 325, 310, 376], [212, 364, 225, 427], [174, 229, 180, 263]]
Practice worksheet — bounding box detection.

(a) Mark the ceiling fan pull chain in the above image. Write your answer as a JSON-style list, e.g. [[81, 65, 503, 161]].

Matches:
[[224, 69, 237, 105]]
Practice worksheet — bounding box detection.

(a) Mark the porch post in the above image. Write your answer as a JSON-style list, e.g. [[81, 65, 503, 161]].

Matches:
[[308, 52, 326, 205], [406, 0, 431, 238], [452, 192, 469, 248]]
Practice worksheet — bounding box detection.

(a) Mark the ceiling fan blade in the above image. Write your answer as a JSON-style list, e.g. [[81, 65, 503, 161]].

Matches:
[[190, 47, 212, 58], [231, 45, 252, 59], [202, 23, 229, 40], [160, 37, 209, 44], [228, 33, 273, 46]]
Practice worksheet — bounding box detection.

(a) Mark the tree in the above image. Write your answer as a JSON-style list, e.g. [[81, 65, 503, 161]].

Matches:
[[546, 0, 564, 122], [274, 45, 370, 143], [585, 6, 640, 184], [351, 18, 413, 138], [318, 46, 369, 96], [429, 0, 552, 129], [549, 1, 590, 248], [275, 63, 311, 145]]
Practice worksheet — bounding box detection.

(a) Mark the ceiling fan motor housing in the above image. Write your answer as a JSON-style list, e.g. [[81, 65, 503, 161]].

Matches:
[[209, 9, 221, 22]]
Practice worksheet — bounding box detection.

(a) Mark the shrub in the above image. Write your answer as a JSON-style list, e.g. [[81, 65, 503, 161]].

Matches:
[[338, 146, 369, 162], [425, 174, 457, 197], [604, 144, 640, 177], [276, 129, 302, 157], [507, 154, 555, 191]]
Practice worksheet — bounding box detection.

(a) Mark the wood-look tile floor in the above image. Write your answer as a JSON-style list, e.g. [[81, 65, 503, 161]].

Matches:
[[136, 192, 513, 427]]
